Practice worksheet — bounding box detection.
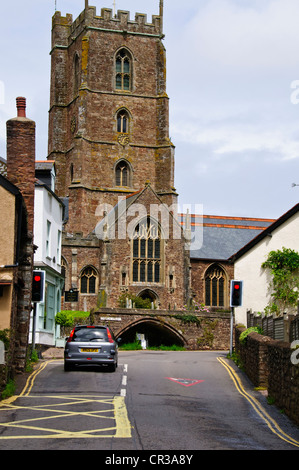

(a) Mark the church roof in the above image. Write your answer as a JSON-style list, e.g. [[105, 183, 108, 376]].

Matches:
[[179, 214, 275, 261], [93, 184, 183, 240]]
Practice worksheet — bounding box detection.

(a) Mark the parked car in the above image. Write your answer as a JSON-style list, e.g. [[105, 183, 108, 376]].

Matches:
[[64, 325, 118, 372]]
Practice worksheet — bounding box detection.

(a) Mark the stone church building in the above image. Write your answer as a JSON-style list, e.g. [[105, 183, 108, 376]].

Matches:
[[49, 1, 274, 313]]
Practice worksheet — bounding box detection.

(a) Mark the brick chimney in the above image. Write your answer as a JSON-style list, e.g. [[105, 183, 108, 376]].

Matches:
[[6, 97, 36, 234]]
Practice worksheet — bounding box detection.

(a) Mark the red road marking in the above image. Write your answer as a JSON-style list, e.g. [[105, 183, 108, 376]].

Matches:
[[166, 377, 205, 387]]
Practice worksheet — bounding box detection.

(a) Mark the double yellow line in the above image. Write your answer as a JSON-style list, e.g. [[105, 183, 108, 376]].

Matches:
[[20, 360, 59, 397], [1, 360, 59, 405], [217, 357, 299, 448]]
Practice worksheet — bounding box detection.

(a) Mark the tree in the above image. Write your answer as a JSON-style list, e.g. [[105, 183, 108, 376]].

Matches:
[[262, 247, 299, 315]]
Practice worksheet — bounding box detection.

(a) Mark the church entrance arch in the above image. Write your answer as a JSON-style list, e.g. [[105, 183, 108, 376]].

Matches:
[[116, 317, 186, 348], [137, 289, 158, 309]]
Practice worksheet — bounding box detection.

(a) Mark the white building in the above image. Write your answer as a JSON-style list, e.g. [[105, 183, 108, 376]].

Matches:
[[230, 203, 299, 326], [30, 161, 64, 347]]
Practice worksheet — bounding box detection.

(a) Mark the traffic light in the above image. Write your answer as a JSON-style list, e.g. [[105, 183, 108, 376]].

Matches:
[[32, 271, 45, 302], [230, 280, 243, 307]]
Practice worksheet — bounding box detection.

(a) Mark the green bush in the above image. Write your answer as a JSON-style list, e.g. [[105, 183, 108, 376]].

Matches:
[[239, 326, 263, 345], [118, 293, 153, 309], [55, 311, 74, 328], [0, 329, 10, 349], [1, 379, 15, 400], [55, 310, 90, 326]]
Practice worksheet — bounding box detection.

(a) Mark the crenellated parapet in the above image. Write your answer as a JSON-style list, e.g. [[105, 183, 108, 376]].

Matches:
[[52, 4, 163, 49]]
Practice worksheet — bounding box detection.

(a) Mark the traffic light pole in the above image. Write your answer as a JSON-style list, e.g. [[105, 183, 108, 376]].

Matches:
[[230, 307, 234, 356], [31, 302, 37, 352]]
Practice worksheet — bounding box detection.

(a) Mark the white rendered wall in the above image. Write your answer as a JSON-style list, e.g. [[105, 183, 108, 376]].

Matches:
[[234, 211, 299, 326]]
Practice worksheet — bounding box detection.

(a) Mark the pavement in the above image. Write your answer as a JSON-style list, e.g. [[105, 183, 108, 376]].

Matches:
[[41, 347, 64, 359]]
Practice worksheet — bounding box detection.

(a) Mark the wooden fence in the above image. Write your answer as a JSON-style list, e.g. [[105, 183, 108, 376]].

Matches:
[[246, 310, 299, 343]]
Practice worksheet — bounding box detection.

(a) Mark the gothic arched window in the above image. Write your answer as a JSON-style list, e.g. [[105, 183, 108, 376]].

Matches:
[[115, 49, 132, 91], [205, 264, 227, 307], [115, 160, 130, 187], [117, 110, 129, 133], [132, 218, 162, 284], [80, 266, 97, 294]]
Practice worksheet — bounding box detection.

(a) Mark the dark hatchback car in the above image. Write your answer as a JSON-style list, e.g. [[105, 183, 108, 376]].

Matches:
[[64, 325, 118, 372]]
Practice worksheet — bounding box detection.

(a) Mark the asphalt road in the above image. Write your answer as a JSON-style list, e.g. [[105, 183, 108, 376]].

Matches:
[[0, 350, 299, 454]]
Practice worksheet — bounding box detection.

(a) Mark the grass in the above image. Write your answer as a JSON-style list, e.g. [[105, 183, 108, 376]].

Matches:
[[148, 345, 186, 351], [119, 341, 143, 351]]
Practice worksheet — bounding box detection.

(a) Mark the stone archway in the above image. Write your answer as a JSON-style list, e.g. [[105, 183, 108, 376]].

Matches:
[[116, 317, 186, 348], [137, 289, 159, 309]]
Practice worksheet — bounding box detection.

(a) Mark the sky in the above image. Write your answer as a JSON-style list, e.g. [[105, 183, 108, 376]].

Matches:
[[0, 0, 299, 220]]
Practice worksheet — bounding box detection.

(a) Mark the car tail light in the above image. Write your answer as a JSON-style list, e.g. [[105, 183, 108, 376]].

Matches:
[[107, 328, 114, 344], [67, 328, 75, 342]]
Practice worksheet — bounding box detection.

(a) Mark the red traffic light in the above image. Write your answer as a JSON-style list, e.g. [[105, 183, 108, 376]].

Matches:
[[230, 280, 243, 307], [32, 271, 44, 302]]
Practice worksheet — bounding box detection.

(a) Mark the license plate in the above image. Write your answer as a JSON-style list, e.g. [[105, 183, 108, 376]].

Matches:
[[81, 348, 99, 353]]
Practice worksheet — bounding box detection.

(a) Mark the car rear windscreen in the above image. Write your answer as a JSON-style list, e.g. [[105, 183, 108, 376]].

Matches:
[[72, 328, 108, 342]]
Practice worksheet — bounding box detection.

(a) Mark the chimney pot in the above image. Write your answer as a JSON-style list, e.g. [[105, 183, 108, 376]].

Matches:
[[16, 97, 26, 118]]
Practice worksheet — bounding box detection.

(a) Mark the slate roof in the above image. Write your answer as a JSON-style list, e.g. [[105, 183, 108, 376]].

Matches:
[[229, 203, 299, 262], [179, 214, 275, 260]]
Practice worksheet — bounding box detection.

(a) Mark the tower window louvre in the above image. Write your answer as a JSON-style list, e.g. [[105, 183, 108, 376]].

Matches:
[[117, 111, 129, 133], [115, 161, 130, 187]]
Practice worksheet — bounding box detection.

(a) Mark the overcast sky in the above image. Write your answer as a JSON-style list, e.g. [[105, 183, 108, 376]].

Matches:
[[0, 0, 299, 219]]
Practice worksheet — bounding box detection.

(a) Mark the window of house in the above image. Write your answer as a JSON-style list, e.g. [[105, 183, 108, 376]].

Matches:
[[205, 264, 227, 307], [115, 161, 130, 187], [80, 267, 97, 294], [46, 220, 51, 257], [57, 230, 61, 265], [132, 218, 162, 283], [115, 49, 132, 91]]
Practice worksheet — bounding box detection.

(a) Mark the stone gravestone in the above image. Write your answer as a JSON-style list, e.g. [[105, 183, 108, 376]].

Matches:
[[0, 341, 5, 365]]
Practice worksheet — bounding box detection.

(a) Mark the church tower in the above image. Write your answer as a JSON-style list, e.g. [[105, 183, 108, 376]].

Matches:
[[48, 1, 176, 236], [48, 2, 190, 312]]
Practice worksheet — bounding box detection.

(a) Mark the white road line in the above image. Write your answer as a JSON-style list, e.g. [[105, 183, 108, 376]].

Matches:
[[120, 364, 128, 397]]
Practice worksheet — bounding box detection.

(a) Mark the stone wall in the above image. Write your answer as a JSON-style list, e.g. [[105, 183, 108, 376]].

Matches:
[[235, 326, 271, 387], [235, 326, 299, 426], [267, 341, 299, 427], [190, 259, 234, 309], [92, 308, 231, 350]]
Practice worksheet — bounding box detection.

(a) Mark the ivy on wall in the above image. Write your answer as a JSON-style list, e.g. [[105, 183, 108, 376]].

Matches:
[[262, 247, 299, 316]]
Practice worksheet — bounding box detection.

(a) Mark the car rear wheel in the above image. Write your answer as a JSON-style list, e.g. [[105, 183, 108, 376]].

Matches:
[[64, 362, 73, 371]]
